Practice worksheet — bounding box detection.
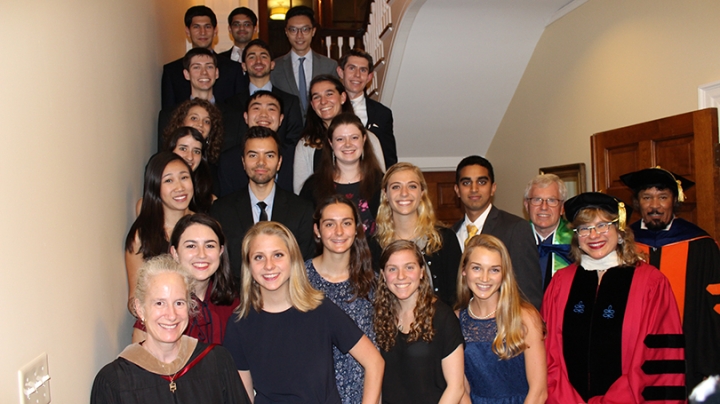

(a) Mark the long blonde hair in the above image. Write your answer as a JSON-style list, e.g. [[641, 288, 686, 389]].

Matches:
[[375, 163, 443, 254], [235, 222, 323, 318], [455, 235, 541, 359]]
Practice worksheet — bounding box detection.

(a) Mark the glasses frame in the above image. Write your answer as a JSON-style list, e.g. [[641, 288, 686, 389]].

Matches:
[[526, 197, 562, 207], [573, 218, 619, 238]]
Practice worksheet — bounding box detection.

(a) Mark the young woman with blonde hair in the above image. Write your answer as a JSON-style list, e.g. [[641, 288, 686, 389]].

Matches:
[[455, 234, 547, 403], [222, 221, 384, 404], [370, 162, 462, 306]]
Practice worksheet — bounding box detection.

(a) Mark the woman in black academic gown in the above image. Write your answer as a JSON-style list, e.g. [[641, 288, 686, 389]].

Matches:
[[91, 255, 249, 404]]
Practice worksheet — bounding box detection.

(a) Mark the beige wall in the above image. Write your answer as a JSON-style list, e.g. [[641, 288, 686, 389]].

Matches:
[[0, 0, 191, 402], [487, 0, 720, 216]]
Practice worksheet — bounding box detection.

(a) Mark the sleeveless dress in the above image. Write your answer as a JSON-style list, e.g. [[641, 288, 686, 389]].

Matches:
[[459, 309, 528, 404]]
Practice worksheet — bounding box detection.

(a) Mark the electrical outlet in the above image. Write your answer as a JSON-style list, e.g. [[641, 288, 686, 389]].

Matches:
[[17, 353, 51, 404]]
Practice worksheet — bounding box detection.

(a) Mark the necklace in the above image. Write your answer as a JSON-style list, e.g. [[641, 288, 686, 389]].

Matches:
[[467, 298, 496, 320]]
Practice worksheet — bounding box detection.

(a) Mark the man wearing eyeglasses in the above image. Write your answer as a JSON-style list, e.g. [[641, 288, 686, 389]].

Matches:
[[524, 174, 573, 291], [270, 6, 339, 117], [621, 167, 720, 394], [220, 8, 258, 63]]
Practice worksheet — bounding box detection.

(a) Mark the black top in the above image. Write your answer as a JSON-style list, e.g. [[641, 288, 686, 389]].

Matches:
[[223, 298, 364, 404], [91, 343, 250, 404], [369, 226, 462, 307], [381, 300, 464, 404]]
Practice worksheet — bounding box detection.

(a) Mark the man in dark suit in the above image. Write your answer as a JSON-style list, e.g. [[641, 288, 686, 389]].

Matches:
[[210, 126, 314, 281], [157, 48, 219, 150], [452, 155, 543, 309], [161, 5, 246, 109], [270, 6, 338, 117], [337, 49, 397, 168], [218, 7, 257, 63], [217, 39, 303, 195]]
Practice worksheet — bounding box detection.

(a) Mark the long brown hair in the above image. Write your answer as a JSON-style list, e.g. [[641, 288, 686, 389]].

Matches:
[[313, 113, 383, 202], [455, 234, 541, 359], [374, 240, 436, 351], [313, 195, 376, 300], [300, 75, 353, 149]]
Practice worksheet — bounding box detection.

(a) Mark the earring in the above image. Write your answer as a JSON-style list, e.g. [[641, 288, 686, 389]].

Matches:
[[333, 154, 336, 166], [618, 236, 624, 244]]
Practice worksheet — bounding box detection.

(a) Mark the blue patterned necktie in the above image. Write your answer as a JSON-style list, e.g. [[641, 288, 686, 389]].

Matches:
[[298, 57, 308, 111]]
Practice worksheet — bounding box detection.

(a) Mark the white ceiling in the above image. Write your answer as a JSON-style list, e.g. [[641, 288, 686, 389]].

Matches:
[[386, 0, 586, 170]]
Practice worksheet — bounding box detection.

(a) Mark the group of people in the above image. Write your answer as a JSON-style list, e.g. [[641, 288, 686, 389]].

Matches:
[[91, 3, 720, 404]]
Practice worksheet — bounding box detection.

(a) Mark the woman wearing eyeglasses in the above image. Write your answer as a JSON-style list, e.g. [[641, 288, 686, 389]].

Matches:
[[542, 192, 685, 404]]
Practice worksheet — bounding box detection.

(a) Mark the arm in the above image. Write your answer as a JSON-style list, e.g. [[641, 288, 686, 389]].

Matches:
[[125, 232, 142, 309], [135, 198, 142, 217], [366, 131, 386, 172], [161, 65, 175, 110], [348, 335, 384, 404], [507, 220, 543, 309], [438, 344, 465, 404], [460, 375, 472, 404], [238, 370, 254, 403], [521, 307, 548, 404]]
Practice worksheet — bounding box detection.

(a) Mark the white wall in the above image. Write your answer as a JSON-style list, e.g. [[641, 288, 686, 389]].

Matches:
[[0, 0, 191, 402], [487, 0, 720, 216]]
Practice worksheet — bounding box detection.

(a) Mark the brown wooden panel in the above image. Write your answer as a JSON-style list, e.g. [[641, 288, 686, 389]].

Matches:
[[591, 108, 720, 240], [422, 171, 463, 226]]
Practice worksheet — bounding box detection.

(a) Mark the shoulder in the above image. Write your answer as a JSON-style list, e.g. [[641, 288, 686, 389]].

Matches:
[[162, 58, 183, 72], [451, 218, 464, 232], [313, 51, 338, 66], [519, 304, 543, 330], [433, 299, 459, 325], [212, 189, 249, 210], [273, 53, 292, 65], [494, 208, 526, 225], [276, 187, 312, 209]]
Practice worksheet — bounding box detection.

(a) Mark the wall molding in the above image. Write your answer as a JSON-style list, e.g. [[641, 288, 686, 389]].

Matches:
[[400, 156, 465, 172]]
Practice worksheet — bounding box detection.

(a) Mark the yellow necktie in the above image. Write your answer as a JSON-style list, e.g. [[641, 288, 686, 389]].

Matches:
[[466, 224, 479, 247]]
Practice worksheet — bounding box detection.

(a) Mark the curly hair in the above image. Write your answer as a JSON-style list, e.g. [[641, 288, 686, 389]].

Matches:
[[235, 222, 324, 318], [455, 235, 542, 359], [163, 98, 223, 164], [313, 195, 376, 300], [375, 163, 443, 254], [569, 207, 645, 265], [300, 75, 353, 150], [374, 240, 436, 352]]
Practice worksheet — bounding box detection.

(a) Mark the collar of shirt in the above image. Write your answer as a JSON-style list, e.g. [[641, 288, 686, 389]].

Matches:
[[231, 46, 243, 62], [249, 81, 273, 95], [249, 183, 276, 222], [457, 204, 493, 251], [640, 216, 675, 231], [190, 95, 215, 105], [351, 94, 368, 126], [532, 223, 559, 244], [290, 50, 313, 92]]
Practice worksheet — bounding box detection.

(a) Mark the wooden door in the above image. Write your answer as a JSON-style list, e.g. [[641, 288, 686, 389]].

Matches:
[[591, 108, 720, 240], [423, 171, 464, 227]]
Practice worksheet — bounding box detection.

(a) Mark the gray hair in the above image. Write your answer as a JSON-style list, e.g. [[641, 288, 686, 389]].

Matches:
[[133, 254, 197, 318], [524, 173, 567, 201]]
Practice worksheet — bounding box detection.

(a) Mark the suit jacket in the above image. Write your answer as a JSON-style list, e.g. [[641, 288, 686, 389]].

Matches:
[[210, 186, 315, 280], [365, 97, 397, 168], [270, 51, 338, 117], [218, 48, 235, 61], [160, 53, 248, 110], [453, 206, 543, 309], [216, 86, 304, 196]]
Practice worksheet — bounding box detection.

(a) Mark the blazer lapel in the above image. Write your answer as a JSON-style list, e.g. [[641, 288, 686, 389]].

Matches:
[[480, 206, 500, 234], [269, 188, 289, 223], [281, 54, 298, 96], [234, 189, 255, 229]]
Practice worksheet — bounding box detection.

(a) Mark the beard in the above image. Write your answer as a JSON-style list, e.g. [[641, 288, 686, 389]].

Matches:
[[644, 209, 671, 231]]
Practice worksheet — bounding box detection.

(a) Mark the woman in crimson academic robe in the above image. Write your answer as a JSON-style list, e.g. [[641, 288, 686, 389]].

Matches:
[[542, 192, 685, 404], [92, 255, 249, 404]]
